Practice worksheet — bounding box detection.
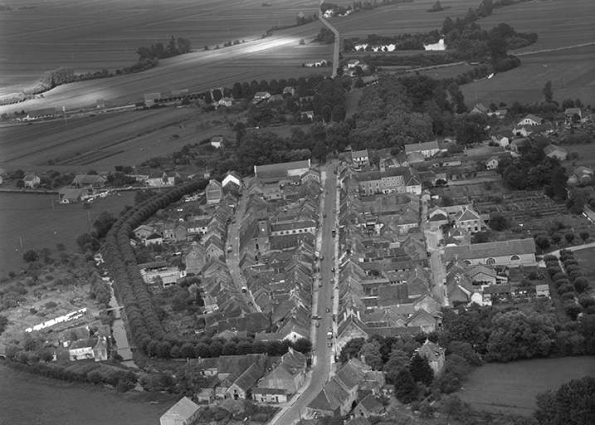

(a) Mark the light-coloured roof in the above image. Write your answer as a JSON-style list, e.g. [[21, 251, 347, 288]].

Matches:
[[404, 141, 439, 153], [254, 159, 310, 178], [161, 397, 199, 421], [444, 239, 535, 261]]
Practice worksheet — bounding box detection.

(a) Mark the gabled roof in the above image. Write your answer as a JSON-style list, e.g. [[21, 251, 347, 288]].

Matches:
[[417, 340, 445, 362], [454, 207, 481, 222], [72, 174, 106, 185], [544, 144, 567, 156], [407, 308, 436, 327], [161, 397, 199, 422], [443, 239, 535, 262], [358, 394, 384, 413], [520, 114, 542, 124], [254, 160, 310, 178], [232, 362, 263, 391], [404, 140, 439, 153]]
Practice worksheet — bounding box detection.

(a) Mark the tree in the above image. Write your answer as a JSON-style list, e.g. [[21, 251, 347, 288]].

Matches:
[[454, 114, 488, 146], [565, 233, 575, 245], [535, 235, 551, 252], [321, 105, 332, 123], [543, 81, 553, 103], [384, 348, 410, 383], [489, 214, 509, 231], [534, 376, 595, 425], [360, 340, 384, 370], [486, 310, 556, 361], [580, 231, 589, 243], [93, 211, 116, 238], [23, 250, 39, 262], [409, 353, 434, 386], [292, 338, 312, 354], [331, 105, 345, 122], [393, 369, 418, 403], [339, 338, 365, 363]]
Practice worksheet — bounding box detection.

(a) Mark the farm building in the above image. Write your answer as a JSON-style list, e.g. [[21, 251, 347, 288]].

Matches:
[[72, 174, 107, 188], [254, 159, 311, 183], [544, 144, 568, 161], [160, 397, 200, 425], [443, 239, 536, 267], [23, 173, 41, 188], [58, 187, 84, 204]]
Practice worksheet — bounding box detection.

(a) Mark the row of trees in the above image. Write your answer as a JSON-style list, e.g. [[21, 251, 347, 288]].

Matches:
[[136, 36, 192, 60], [145, 337, 312, 360], [545, 250, 594, 321], [102, 180, 208, 355], [5, 341, 137, 392]]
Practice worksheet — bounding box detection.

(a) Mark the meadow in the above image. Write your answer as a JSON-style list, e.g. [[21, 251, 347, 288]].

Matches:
[[0, 364, 176, 425], [0, 0, 322, 92], [458, 356, 595, 416], [573, 247, 595, 288], [0, 191, 134, 276], [330, 0, 477, 38], [461, 45, 595, 108], [0, 107, 234, 170]]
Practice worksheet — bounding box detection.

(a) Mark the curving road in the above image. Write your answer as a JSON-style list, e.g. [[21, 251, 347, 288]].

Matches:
[[318, 2, 341, 77]]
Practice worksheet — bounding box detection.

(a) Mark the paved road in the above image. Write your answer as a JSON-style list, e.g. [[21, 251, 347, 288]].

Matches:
[[318, 1, 340, 77], [420, 195, 447, 306], [270, 161, 338, 425], [226, 186, 260, 313], [544, 241, 595, 259]]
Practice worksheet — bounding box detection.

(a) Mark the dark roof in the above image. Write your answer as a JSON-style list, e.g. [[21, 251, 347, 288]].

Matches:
[[254, 160, 310, 178], [232, 363, 263, 391]]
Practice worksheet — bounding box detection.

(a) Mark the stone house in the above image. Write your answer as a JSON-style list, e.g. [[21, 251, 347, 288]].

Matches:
[[416, 340, 446, 376], [160, 397, 200, 425]]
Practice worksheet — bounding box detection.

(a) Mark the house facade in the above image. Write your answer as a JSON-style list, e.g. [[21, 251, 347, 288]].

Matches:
[[206, 179, 223, 204], [416, 340, 446, 376]]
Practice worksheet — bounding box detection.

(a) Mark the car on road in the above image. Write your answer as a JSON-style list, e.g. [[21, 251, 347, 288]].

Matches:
[[323, 213, 327, 218], [326, 307, 330, 313], [328, 342, 333, 347], [319, 282, 323, 288], [312, 315, 321, 320], [316, 323, 320, 328], [331, 267, 335, 273]]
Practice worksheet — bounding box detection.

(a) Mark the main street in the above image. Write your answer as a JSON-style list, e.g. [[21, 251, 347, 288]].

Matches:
[[270, 161, 338, 425]]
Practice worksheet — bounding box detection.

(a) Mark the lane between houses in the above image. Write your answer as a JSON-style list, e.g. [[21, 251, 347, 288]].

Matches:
[[269, 161, 338, 425]]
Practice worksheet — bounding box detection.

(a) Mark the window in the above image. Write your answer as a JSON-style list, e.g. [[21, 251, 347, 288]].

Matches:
[[510, 255, 520, 261], [486, 258, 495, 265]]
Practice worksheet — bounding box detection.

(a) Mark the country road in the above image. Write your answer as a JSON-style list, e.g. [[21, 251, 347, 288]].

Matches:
[[318, 1, 340, 78]]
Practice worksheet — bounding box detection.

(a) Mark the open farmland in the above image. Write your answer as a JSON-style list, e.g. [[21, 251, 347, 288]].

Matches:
[[0, 27, 332, 114], [0, 107, 240, 170], [573, 247, 595, 289], [478, 0, 595, 52], [458, 357, 595, 416], [461, 44, 595, 107], [0, 0, 322, 92], [330, 0, 477, 38], [0, 192, 135, 275]]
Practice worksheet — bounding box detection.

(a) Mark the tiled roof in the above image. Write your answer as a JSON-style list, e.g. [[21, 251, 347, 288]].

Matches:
[[444, 239, 535, 261], [161, 397, 199, 421], [404, 141, 439, 153], [254, 160, 310, 177]]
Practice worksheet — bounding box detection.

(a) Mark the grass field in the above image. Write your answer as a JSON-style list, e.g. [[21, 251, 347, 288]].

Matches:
[[330, 0, 477, 38], [573, 247, 595, 288], [461, 44, 595, 107], [458, 356, 595, 416], [564, 143, 595, 169], [0, 0, 322, 92], [0, 191, 134, 276], [0, 107, 240, 170]]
